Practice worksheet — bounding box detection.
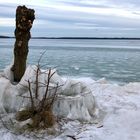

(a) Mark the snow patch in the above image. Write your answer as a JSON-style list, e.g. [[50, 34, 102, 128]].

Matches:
[[0, 66, 140, 140]]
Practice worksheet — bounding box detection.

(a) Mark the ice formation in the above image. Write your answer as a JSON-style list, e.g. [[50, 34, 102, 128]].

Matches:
[[0, 66, 140, 140], [0, 65, 98, 122]]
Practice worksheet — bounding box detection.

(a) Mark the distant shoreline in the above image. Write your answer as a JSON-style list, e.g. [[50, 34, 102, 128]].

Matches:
[[1, 36, 140, 40]]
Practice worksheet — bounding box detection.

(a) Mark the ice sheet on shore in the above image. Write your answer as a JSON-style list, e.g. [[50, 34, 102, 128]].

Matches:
[[0, 66, 140, 140], [0, 65, 97, 122]]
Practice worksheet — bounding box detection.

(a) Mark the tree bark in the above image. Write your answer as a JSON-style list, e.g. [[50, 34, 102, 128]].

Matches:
[[11, 5, 35, 82]]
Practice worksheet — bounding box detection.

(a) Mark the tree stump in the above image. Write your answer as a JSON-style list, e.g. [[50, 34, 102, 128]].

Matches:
[[11, 5, 35, 82]]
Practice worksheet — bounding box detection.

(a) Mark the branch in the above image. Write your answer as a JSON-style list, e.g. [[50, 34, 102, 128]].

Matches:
[[38, 50, 47, 65], [28, 80, 35, 110], [41, 69, 51, 109], [49, 83, 59, 108], [35, 66, 40, 99]]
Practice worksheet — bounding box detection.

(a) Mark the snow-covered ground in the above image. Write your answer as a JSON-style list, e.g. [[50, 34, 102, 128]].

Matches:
[[0, 67, 140, 140]]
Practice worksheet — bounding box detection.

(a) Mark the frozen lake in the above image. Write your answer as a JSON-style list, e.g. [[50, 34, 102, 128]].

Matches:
[[0, 38, 140, 83]]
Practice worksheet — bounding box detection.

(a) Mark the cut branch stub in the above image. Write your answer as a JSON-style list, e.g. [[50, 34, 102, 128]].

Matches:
[[11, 5, 35, 82]]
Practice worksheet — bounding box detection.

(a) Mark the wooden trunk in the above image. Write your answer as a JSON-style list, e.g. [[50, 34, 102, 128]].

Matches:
[[11, 6, 35, 82]]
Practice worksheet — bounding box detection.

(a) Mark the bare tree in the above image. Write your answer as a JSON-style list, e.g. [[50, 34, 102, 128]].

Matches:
[[11, 5, 35, 82]]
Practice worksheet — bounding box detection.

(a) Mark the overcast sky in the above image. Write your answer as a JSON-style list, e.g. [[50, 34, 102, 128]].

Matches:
[[1, 0, 140, 37]]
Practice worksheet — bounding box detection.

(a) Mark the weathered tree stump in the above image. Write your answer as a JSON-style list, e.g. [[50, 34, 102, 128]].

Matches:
[[11, 5, 35, 82]]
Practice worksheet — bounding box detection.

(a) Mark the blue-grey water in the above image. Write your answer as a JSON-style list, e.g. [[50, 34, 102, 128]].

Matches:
[[0, 38, 140, 83]]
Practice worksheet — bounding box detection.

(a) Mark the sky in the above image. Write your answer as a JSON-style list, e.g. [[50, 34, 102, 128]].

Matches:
[[1, 0, 140, 37]]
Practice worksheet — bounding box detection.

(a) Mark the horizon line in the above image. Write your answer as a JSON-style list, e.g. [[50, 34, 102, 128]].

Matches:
[[1, 35, 140, 40]]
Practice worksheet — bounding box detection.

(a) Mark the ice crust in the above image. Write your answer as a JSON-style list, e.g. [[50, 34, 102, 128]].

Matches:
[[0, 66, 140, 140], [0, 65, 97, 122]]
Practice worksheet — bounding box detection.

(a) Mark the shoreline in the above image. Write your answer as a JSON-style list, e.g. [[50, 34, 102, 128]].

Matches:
[[1, 36, 140, 40]]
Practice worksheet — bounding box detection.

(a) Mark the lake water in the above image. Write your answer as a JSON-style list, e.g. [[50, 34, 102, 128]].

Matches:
[[0, 38, 140, 83]]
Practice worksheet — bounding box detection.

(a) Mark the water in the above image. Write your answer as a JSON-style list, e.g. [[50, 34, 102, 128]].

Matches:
[[0, 38, 140, 83]]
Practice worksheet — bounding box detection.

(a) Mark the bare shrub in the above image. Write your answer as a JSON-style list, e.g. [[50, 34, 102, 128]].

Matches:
[[16, 51, 60, 129]]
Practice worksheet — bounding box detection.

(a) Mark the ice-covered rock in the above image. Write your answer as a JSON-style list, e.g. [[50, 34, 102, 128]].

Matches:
[[53, 93, 96, 122]]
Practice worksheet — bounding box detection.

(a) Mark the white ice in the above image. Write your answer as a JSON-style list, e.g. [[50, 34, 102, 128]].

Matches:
[[0, 66, 140, 140]]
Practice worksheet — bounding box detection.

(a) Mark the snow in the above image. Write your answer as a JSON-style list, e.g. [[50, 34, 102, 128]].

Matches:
[[0, 66, 140, 140], [3, 64, 14, 82]]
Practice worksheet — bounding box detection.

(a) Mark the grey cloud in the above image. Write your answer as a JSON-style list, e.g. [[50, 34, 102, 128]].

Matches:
[[0, 5, 15, 17], [1, 0, 140, 37]]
